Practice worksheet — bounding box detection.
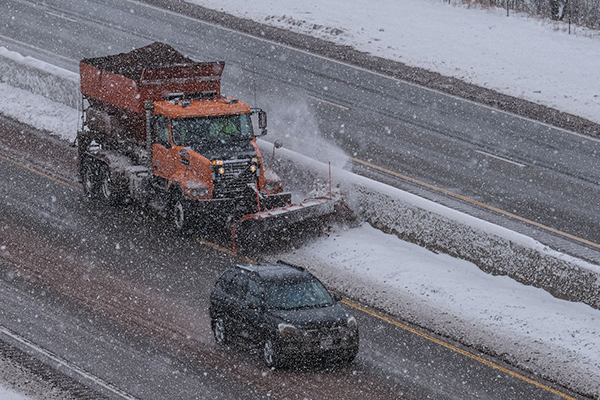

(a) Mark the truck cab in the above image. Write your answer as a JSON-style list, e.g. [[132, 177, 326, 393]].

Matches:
[[150, 98, 275, 203], [77, 42, 293, 231]]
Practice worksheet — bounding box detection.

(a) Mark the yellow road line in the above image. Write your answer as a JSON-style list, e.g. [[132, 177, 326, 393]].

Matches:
[[351, 156, 600, 250], [342, 299, 579, 400], [0, 153, 79, 190], [0, 152, 250, 260], [195, 237, 254, 264]]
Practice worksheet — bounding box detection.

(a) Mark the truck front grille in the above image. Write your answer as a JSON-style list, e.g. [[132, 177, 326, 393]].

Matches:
[[212, 160, 257, 199]]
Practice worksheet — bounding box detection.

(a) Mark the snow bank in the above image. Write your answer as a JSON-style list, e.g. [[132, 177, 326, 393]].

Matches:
[[280, 223, 600, 396], [0, 47, 79, 110], [0, 83, 79, 140], [263, 143, 600, 311], [0, 386, 31, 400]]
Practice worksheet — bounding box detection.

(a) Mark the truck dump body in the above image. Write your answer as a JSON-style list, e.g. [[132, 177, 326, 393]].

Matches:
[[80, 42, 225, 141]]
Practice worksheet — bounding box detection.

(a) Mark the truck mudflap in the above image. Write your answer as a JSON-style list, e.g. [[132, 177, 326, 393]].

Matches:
[[230, 198, 335, 254]]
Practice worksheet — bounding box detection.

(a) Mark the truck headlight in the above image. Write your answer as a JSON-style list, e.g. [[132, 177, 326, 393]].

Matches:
[[186, 181, 209, 197], [250, 165, 257, 173], [264, 180, 282, 191], [218, 167, 225, 175], [212, 160, 224, 166]]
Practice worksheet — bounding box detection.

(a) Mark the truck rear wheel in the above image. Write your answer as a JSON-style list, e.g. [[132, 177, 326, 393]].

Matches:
[[81, 160, 116, 205], [98, 167, 114, 204], [81, 164, 99, 199]]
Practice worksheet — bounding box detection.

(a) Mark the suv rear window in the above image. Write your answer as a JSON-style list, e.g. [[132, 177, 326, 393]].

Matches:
[[265, 279, 333, 310]]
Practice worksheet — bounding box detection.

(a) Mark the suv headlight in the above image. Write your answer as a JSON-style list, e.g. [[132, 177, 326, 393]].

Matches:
[[347, 316, 357, 330], [278, 323, 298, 337]]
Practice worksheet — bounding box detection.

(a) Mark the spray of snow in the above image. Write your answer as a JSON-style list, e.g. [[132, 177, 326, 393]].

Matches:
[[266, 95, 349, 168]]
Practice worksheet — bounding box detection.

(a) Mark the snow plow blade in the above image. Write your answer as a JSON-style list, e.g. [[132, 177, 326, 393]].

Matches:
[[231, 198, 335, 254]]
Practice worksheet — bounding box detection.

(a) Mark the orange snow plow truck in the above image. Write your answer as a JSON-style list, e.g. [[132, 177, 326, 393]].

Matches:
[[77, 42, 333, 245]]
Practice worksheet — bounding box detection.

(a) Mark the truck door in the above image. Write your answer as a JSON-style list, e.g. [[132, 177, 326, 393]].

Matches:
[[152, 117, 179, 180]]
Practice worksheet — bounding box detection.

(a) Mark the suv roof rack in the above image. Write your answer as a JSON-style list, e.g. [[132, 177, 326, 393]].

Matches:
[[276, 260, 306, 271]]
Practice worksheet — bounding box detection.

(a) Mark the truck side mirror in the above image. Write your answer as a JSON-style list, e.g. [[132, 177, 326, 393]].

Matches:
[[258, 110, 267, 130], [251, 108, 268, 137]]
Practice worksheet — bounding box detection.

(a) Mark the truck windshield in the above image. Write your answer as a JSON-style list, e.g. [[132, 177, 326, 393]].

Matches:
[[171, 114, 254, 148]]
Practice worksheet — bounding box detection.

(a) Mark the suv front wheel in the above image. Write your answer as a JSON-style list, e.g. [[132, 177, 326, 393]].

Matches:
[[263, 338, 280, 368]]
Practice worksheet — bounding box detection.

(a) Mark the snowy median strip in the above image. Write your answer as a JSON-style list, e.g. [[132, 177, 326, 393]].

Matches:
[[0, 47, 79, 110], [265, 143, 600, 308]]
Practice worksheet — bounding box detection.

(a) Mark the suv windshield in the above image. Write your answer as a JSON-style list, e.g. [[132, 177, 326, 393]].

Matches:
[[265, 279, 333, 310], [171, 114, 254, 149]]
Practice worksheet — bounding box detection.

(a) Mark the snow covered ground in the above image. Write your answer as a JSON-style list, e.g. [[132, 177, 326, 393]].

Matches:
[[1, 0, 600, 397], [187, 0, 600, 126], [0, 352, 78, 400]]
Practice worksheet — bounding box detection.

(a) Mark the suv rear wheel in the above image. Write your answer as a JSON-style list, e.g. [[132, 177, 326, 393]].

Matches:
[[213, 317, 228, 345]]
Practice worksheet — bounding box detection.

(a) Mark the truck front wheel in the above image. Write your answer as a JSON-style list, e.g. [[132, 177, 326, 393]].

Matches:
[[170, 192, 188, 231]]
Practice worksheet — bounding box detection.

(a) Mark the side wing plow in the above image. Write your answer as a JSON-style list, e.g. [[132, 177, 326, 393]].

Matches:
[[230, 198, 335, 254]]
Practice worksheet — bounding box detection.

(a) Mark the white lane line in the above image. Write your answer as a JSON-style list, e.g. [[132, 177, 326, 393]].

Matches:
[[0, 34, 78, 66], [308, 95, 350, 111], [475, 150, 526, 168], [0, 325, 140, 400], [44, 11, 79, 23]]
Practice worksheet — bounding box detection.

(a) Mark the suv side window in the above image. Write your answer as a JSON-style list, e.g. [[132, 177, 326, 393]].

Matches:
[[229, 271, 248, 301], [215, 269, 237, 294], [245, 278, 262, 305]]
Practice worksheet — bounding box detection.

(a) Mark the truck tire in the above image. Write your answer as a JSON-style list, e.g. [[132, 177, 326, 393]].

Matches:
[[169, 190, 188, 231], [81, 164, 100, 200], [81, 160, 116, 205], [98, 167, 114, 204]]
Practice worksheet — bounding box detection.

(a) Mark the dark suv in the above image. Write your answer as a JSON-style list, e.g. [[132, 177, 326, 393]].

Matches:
[[209, 261, 359, 368]]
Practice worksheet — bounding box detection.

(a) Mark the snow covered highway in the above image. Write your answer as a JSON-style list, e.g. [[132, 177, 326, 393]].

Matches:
[[1, 0, 600, 399]]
